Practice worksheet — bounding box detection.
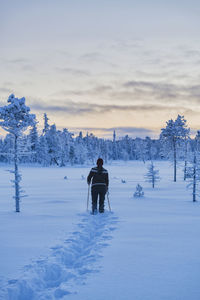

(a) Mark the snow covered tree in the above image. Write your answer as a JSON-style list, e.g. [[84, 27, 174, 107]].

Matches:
[[69, 145, 75, 165], [75, 131, 87, 164], [98, 139, 109, 163], [0, 94, 36, 212], [43, 113, 50, 134], [18, 134, 31, 164], [160, 115, 190, 182], [186, 155, 199, 202], [134, 138, 147, 163], [195, 130, 200, 152], [0, 138, 4, 162], [186, 132, 200, 202], [28, 123, 39, 163], [1, 134, 14, 163], [45, 124, 60, 165], [58, 128, 72, 167], [37, 135, 50, 166], [144, 137, 160, 161], [112, 130, 118, 160], [145, 162, 160, 188], [86, 133, 99, 163], [183, 136, 191, 181]]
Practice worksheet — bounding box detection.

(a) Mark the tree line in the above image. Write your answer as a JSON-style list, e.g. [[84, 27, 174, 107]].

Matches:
[[0, 113, 197, 167], [0, 95, 198, 172], [0, 113, 172, 167], [0, 94, 199, 211]]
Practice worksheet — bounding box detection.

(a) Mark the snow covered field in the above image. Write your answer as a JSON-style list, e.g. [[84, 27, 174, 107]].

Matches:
[[0, 161, 200, 300]]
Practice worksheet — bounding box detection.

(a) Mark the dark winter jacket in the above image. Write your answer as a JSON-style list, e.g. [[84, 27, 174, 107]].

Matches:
[[87, 166, 109, 188]]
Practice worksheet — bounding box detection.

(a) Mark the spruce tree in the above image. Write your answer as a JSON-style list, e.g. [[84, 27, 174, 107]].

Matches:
[[160, 115, 190, 182], [43, 113, 50, 134], [186, 132, 200, 202], [145, 162, 160, 188]]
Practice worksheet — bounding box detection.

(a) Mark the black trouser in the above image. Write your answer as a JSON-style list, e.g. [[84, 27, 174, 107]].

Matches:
[[91, 185, 106, 213]]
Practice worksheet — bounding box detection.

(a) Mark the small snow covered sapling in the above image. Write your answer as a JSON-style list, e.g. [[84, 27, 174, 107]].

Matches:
[[0, 94, 36, 212], [134, 184, 144, 198], [145, 162, 160, 188]]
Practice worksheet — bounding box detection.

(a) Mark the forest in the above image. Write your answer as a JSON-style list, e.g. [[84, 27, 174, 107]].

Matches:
[[0, 105, 197, 168]]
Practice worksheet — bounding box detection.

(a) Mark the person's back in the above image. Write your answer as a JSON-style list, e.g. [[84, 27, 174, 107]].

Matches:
[[87, 158, 109, 214]]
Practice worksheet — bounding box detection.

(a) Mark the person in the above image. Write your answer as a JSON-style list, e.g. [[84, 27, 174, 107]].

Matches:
[[87, 158, 109, 214]]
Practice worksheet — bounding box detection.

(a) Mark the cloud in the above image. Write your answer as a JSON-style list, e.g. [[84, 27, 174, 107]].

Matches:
[[0, 87, 13, 94], [55, 85, 113, 97], [123, 80, 179, 98], [110, 38, 143, 51], [56, 67, 91, 77], [187, 85, 200, 99], [67, 126, 158, 138], [5, 58, 33, 69], [80, 52, 105, 62], [80, 52, 117, 68], [121, 80, 200, 105], [110, 126, 155, 135], [30, 99, 197, 116], [186, 50, 200, 58], [31, 101, 94, 114], [6, 58, 30, 64], [53, 80, 178, 102], [1, 58, 35, 72], [53, 78, 200, 107]]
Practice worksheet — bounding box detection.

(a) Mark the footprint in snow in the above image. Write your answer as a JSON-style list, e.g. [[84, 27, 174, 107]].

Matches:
[[0, 211, 118, 300]]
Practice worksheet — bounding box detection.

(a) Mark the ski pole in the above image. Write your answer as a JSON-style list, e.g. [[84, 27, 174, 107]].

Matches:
[[87, 184, 90, 211], [107, 190, 111, 212]]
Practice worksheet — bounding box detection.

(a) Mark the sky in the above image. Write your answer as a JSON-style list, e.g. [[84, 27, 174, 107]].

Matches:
[[1, 0, 200, 139]]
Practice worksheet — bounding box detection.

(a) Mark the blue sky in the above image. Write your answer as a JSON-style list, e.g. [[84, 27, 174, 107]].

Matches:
[[1, 0, 200, 138]]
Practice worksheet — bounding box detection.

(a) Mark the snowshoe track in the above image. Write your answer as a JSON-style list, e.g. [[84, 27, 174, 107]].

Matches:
[[0, 212, 118, 300]]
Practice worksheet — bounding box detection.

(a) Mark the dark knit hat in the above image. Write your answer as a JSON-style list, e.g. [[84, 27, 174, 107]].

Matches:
[[97, 158, 103, 166]]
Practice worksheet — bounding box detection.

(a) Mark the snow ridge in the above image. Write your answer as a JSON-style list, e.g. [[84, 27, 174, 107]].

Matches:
[[0, 212, 118, 300]]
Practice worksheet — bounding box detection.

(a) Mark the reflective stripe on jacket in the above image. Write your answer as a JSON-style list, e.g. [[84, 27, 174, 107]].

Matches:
[[87, 166, 109, 187]]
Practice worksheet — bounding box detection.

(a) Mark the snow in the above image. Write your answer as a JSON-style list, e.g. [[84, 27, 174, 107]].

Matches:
[[0, 161, 200, 299]]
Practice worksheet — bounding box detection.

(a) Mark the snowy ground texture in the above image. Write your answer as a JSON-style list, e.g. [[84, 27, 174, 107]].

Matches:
[[0, 161, 200, 300]]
